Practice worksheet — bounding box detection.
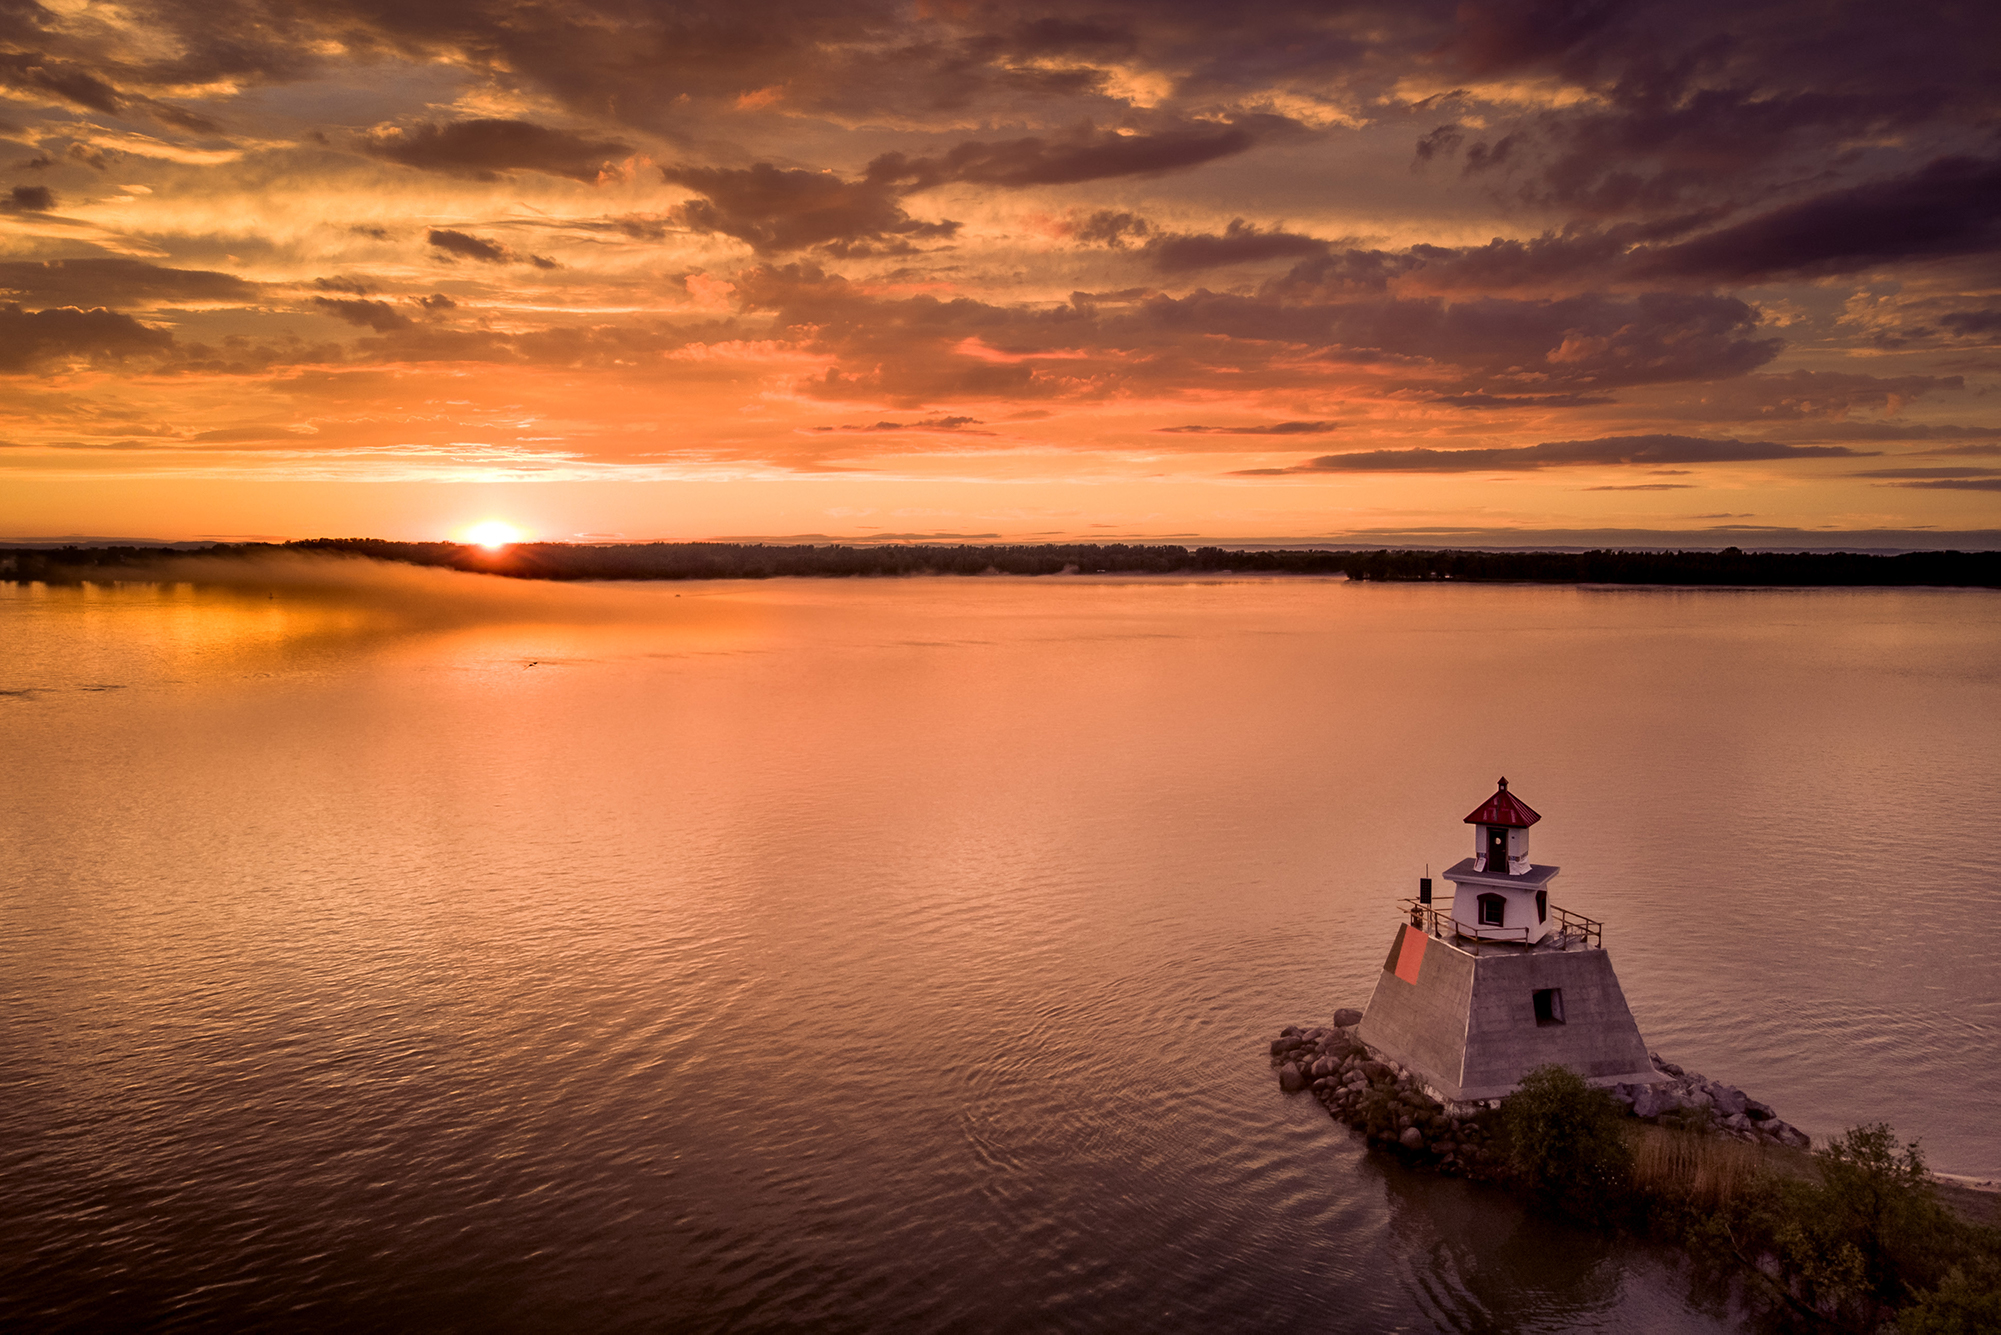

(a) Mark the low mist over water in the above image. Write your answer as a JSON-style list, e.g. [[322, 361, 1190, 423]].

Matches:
[[4, 568, 1997, 1331]]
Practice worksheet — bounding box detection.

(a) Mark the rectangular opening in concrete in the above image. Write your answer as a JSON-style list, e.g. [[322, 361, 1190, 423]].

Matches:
[[1533, 988, 1565, 1026]]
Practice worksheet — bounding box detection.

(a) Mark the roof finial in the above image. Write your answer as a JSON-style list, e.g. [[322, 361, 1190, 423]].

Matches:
[[1498, 776, 1508, 790]]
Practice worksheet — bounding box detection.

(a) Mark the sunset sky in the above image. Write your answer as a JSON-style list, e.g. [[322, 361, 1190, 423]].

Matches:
[[2, 0, 1998, 545]]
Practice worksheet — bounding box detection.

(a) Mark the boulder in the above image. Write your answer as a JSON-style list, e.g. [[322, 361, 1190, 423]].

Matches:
[[1279, 1063, 1307, 1093], [1631, 1088, 1668, 1120], [1722, 1112, 1752, 1133], [1360, 1061, 1390, 1081], [1400, 1127, 1425, 1150], [1745, 1099, 1776, 1121], [1310, 1056, 1337, 1079], [1333, 1008, 1364, 1028], [1709, 1085, 1749, 1116]]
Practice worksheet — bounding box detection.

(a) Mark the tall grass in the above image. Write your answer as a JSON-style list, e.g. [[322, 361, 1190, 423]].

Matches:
[[1627, 1123, 1800, 1209]]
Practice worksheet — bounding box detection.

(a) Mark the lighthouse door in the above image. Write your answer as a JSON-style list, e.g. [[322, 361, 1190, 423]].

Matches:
[[1485, 825, 1510, 874]]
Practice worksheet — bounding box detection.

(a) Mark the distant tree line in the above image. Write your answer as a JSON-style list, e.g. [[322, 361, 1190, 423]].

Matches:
[[2, 539, 1998, 587]]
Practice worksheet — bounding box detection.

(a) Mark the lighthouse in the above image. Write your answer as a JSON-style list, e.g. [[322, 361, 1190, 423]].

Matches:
[[1355, 778, 1666, 1105]]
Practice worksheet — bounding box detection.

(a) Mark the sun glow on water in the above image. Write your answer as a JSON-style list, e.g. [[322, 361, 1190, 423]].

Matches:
[[464, 521, 524, 550]]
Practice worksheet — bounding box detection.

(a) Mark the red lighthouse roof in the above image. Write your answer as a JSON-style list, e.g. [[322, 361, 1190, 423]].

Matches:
[[1464, 777, 1541, 828]]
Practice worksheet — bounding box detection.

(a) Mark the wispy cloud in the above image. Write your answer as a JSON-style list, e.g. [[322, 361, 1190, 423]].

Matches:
[[1238, 435, 1869, 475]]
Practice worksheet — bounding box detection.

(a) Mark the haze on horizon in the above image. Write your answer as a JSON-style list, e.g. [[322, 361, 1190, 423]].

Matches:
[[1, 0, 1997, 546]]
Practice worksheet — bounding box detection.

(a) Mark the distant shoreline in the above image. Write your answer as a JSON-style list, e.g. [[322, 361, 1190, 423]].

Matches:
[[3, 539, 1998, 588]]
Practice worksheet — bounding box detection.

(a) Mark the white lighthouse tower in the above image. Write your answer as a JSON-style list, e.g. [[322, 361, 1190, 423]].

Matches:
[[1447, 778, 1558, 944], [1355, 778, 1666, 1105]]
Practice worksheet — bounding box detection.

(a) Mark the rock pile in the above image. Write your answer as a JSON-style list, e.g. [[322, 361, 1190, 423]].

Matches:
[[1270, 1011, 1813, 1170], [1268, 1021, 1499, 1175], [1622, 1053, 1810, 1147]]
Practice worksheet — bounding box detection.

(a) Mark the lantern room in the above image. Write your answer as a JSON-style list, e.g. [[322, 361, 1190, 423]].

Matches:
[[1466, 776, 1538, 874], [1445, 778, 1559, 943]]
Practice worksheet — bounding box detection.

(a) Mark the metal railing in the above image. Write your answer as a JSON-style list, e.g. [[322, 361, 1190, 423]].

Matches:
[[1398, 898, 1603, 950], [1551, 904, 1603, 948]]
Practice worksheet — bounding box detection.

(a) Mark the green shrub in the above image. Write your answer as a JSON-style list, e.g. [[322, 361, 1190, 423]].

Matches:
[[1898, 1267, 2001, 1334], [1721, 1124, 2001, 1329], [1500, 1064, 1634, 1217]]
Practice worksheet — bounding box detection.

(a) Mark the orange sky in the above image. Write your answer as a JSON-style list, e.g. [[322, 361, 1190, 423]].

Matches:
[[2, 0, 1997, 546]]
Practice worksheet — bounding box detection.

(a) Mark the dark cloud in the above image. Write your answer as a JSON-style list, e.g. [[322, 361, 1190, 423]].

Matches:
[[1147, 288, 1781, 390], [310, 296, 411, 332], [1636, 156, 2001, 282], [1245, 434, 1868, 474], [731, 262, 1784, 406], [1415, 124, 1464, 163], [1156, 421, 1337, 435], [810, 416, 995, 434], [1881, 478, 2001, 490], [4, 184, 55, 211], [0, 52, 124, 116], [1584, 482, 1694, 490], [667, 123, 1279, 255], [1427, 0, 2001, 216], [1145, 220, 1327, 272], [0, 259, 258, 308], [1428, 392, 1615, 409], [1631, 370, 1963, 422], [0, 304, 174, 372], [895, 121, 1278, 189], [359, 119, 631, 183], [662, 162, 958, 256], [427, 229, 512, 263], [419, 293, 456, 311], [1793, 423, 2001, 445], [1073, 210, 1151, 247], [1939, 310, 2001, 336], [608, 214, 674, 240], [1850, 467, 2000, 480], [1005, 17, 1138, 58]]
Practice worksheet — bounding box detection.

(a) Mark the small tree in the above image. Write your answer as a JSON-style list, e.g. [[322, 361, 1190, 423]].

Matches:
[[1501, 1064, 1634, 1216], [1731, 1123, 1995, 1327]]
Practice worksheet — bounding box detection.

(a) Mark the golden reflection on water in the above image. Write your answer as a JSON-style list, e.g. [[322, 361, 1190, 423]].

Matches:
[[0, 556, 769, 687]]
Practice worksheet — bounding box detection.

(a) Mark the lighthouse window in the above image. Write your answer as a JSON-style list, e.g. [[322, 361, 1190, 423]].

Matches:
[[1477, 894, 1505, 926], [1536, 890, 1548, 923], [1533, 988, 1565, 1026]]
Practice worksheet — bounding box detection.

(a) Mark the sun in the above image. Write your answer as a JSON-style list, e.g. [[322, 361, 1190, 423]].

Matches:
[[464, 520, 524, 550]]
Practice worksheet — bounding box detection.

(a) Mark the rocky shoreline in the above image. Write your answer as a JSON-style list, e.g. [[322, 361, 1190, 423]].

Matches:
[[1270, 1007, 1811, 1173]]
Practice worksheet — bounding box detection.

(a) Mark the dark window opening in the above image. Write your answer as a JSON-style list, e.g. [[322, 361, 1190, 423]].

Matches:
[[1533, 988, 1565, 1026], [1485, 825, 1509, 870], [1478, 893, 1505, 927], [1536, 890, 1548, 923]]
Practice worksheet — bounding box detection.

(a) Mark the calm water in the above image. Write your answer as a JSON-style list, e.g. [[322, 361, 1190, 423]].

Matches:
[[4, 564, 1998, 1332]]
